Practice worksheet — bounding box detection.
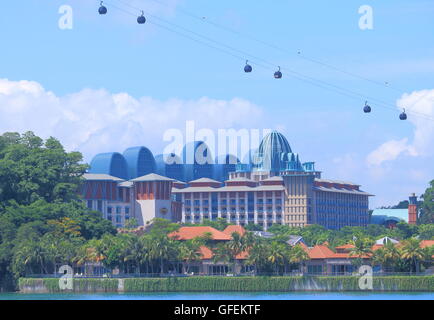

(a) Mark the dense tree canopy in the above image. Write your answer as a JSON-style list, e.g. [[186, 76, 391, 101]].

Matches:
[[420, 180, 434, 224], [0, 132, 115, 290]]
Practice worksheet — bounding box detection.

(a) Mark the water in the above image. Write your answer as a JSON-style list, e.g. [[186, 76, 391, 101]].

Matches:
[[0, 292, 432, 300]]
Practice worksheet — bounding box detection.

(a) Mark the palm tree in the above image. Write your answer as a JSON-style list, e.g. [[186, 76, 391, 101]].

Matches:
[[372, 248, 388, 273], [149, 235, 178, 275], [244, 241, 266, 275], [123, 235, 147, 274], [179, 240, 202, 274], [382, 240, 401, 272], [267, 241, 287, 275], [289, 244, 309, 274], [226, 232, 245, 275], [349, 238, 373, 268], [400, 238, 424, 273], [212, 243, 232, 273]]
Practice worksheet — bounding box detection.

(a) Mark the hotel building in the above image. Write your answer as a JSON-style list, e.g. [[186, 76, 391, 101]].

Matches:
[[82, 131, 372, 230]]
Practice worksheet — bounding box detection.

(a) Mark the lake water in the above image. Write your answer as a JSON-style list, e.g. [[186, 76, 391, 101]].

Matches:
[[0, 292, 433, 300]]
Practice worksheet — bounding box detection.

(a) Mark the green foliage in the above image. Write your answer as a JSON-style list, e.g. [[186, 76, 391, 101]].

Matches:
[[121, 276, 434, 292], [19, 278, 119, 293], [0, 132, 115, 290], [0, 132, 88, 205], [418, 224, 434, 240], [244, 224, 263, 231], [420, 180, 434, 224], [196, 218, 229, 231]]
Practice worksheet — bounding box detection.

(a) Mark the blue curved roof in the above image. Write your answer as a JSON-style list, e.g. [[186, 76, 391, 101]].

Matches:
[[214, 154, 240, 181], [182, 141, 214, 165], [215, 154, 240, 165], [370, 215, 402, 225], [89, 152, 128, 180], [371, 209, 408, 223], [253, 131, 295, 172], [123, 146, 156, 179], [155, 153, 185, 182]]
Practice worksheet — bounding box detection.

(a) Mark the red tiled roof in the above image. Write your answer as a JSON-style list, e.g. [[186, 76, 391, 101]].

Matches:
[[420, 240, 434, 249], [168, 226, 232, 241], [198, 246, 213, 260], [335, 244, 355, 250], [196, 246, 248, 260], [307, 244, 370, 259], [223, 225, 246, 237], [307, 245, 336, 259], [371, 244, 384, 251], [235, 250, 249, 260]]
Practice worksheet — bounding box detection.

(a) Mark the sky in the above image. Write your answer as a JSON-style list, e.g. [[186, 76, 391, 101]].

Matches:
[[1, 0, 434, 208]]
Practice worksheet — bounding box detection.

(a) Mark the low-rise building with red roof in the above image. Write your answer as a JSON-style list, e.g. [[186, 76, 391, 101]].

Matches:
[[169, 225, 250, 275]]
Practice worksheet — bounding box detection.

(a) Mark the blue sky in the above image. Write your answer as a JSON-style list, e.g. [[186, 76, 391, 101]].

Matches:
[[1, 0, 434, 208]]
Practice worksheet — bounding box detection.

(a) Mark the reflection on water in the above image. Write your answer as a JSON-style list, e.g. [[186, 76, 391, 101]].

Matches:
[[0, 292, 433, 300]]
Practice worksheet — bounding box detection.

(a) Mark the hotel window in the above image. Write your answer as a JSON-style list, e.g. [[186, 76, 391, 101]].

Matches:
[[194, 200, 200, 206], [87, 200, 93, 209], [116, 207, 121, 214], [97, 200, 102, 212], [185, 200, 191, 206]]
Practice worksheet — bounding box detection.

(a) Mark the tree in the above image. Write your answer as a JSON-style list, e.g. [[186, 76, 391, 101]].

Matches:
[[289, 244, 309, 273], [420, 180, 434, 224], [179, 239, 202, 274], [0, 132, 88, 205], [149, 235, 178, 275], [400, 238, 425, 273], [199, 218, 229, 231], [349, 237, 373, 268], [124, 218, 138, 229], [244, 240, 268, 275], [373, 240, 400, 272], [267, 241, 288, 275], [418, 224, 434, 240], [244, 224, 263, 232]]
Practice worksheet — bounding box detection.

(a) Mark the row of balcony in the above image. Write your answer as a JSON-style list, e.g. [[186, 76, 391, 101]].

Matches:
[[184, 214, 283, 221], [184, 208, 283, 214], [184, 199, 283, 206]]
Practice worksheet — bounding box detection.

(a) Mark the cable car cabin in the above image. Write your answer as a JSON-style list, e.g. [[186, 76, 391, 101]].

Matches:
[[363, 102, 371, 113], [99, 2, 107, 15], [274, 67, 282, 79], [137, 12, 146, 24], [399, 110, 407, 120], [244, 61, 252, 73]]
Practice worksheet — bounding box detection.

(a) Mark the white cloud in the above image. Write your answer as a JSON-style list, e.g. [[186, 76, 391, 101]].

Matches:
[[366, 89, 434, 166], [0, 78, 265, 162]]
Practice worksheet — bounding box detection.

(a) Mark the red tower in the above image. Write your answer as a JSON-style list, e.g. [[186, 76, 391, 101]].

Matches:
[[408, 193, 418, 225]]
